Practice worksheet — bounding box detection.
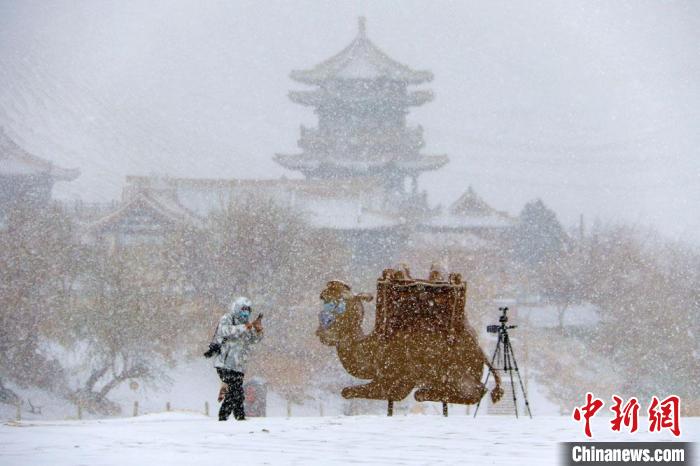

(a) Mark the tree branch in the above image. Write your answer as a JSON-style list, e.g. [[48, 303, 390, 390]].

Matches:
[[84, 365, 110, 391], [97, 364, 149, 400]]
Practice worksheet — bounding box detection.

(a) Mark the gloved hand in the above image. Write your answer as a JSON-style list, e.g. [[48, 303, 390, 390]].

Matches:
[[246, 314, 263, 332]]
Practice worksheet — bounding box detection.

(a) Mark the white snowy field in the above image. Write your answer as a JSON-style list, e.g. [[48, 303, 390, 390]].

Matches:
[[1, 412, 697, 466]]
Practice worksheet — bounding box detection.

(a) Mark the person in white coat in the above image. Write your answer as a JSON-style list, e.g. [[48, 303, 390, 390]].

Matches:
[[213, 296, 263, 421]]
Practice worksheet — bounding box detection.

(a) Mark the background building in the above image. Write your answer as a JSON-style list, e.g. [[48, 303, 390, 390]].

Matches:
[[90, 19, 514, 269], [0, 127, 79, 228]]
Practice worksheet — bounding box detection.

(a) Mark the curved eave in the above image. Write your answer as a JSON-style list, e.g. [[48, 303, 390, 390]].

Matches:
[[276, 155, 393, 172], [275, 153, 449, 174], [406, 90, 434, 106], [274, 154, 320, 171], [395, 155, 449, 172], [288, 91, 322, 107], [289, 89, 433, 107], [290, 69, 433, 86]]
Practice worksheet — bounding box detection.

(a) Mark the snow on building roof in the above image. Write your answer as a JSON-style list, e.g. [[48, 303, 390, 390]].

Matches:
[[424, 187, 515, 230], [124, 174, 385, 201], [0, 127, 79, 181], [303, 197, 402, 230], [426, 214, 514, 229], [111, 177, 520, 234], [89, 191, 201, 233], [104, 175, 401, 232], [449, 187, 504, 217], [409, 230, 493, 251], [290, 18, 433, 85]]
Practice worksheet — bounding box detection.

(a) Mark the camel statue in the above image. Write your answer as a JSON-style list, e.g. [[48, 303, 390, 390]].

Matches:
[[316, 267, 503, 410]]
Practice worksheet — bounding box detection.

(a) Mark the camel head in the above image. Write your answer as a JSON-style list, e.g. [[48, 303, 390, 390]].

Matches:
[[316, 280, 372, 347]]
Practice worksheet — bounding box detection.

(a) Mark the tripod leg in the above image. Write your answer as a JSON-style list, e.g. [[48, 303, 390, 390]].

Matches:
[[474, 333, 502, 417], [504, 337, 518, 418], [506, 338, 533, 419]]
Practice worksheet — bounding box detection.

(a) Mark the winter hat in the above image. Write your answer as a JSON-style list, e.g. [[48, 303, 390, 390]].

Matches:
[[230, 296, 253, 323]]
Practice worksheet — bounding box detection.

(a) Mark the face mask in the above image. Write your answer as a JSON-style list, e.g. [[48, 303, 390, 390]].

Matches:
[[238, 310, 251, 322]]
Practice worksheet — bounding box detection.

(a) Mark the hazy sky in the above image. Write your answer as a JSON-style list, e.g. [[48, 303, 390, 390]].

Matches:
[[1, 0, 698, 243]]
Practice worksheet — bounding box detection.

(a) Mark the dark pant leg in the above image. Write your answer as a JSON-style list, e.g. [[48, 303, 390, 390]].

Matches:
[[228, 372, 245, 420], [217, 369, 245, 421], [216, 368, 233, 421]]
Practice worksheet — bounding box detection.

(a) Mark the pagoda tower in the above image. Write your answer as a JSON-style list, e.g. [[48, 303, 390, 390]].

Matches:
[[275, 18, 448, 198]]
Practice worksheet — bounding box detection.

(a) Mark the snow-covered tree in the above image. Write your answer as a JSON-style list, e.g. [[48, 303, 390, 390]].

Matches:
[[512, 199, 569, 268], [531, 226, 700, 414], [63, 243, 201, 414], [0, 204, 78, 402]]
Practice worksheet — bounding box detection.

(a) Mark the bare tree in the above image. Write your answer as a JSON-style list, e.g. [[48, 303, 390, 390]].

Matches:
[[65, 243, 200, 414]]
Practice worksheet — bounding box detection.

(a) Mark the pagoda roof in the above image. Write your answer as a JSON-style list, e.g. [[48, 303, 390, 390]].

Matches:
[[290, 18, 433, 85], [0, 127, 79, 181]]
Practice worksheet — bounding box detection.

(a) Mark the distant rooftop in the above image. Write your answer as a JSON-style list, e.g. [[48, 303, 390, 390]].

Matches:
[[0, 127, 79, 182], [290, 17, 433, 85], [449, 187, 508, 217], [113, 175, 402, 231], [424, 187, 515, 230]]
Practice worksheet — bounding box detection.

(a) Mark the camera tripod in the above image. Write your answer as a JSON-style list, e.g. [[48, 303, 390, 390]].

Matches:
[[474, 307, 532, 418]]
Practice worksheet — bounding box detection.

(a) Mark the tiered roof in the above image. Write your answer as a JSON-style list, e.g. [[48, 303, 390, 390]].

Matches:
[[277, 18, 447, 180], [290, 17, 433, 85]]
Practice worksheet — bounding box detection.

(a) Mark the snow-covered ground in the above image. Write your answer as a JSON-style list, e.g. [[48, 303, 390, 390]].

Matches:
[[0, 357, 563, 422], [2, 412, 697, 466]]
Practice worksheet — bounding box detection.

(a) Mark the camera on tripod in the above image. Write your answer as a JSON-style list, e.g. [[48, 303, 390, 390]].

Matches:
[[475, 305, 532, 418], [486, 307, 517, 334]]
